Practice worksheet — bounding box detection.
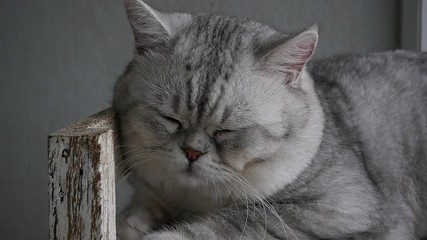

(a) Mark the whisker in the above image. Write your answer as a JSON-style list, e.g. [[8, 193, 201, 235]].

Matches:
[[221, 169, 298, 240]]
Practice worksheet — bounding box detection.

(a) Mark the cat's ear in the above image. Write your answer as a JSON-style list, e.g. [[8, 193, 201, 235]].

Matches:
[[124, 0, 171, 52], [258, 26, 318, 86]]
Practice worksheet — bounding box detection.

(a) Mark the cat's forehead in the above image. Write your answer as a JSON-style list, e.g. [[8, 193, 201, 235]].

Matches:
[[177, 15, 248, 51], [133, 15, 282, 126], [173, 15, 255, 71]]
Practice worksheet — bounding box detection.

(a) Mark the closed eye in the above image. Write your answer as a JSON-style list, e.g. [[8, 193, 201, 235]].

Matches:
[[214, 129, 235, 139], [161, 115, 182, 130]]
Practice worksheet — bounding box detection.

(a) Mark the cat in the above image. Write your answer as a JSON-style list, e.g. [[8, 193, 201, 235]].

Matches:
[[113, 0, 427, 239]]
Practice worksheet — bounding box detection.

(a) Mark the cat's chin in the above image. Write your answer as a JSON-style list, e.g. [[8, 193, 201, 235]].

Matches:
[[174, 166, 208, 188]]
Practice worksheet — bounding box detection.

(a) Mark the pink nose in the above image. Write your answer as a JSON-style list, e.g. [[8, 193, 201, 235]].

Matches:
[[182, 148, 203, 162]]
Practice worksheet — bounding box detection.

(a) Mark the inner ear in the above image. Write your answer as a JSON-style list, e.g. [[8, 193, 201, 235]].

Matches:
[[257, 26, 318, 85]]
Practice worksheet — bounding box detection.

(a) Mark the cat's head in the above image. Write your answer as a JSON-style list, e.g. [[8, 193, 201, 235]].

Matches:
[[114, 0, 324, 199]]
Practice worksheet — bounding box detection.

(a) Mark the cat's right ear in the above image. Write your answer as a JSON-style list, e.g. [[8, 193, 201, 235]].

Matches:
[[124, 0, 170, 52]]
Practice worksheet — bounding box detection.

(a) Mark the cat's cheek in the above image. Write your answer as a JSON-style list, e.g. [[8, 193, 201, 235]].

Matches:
[[221, 151, 252, 172], [220, 141, 282, 173], [121, 118, 158, 145]]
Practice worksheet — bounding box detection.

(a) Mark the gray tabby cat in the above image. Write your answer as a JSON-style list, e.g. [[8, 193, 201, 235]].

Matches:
[[113, 0, 427, 239]]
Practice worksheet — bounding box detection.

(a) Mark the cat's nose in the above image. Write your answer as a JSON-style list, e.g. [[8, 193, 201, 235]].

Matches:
[[182, 148, 203, 163]]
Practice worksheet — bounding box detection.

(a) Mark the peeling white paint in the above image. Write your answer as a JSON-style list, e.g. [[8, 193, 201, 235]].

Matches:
[[48, 109, 117, 240]]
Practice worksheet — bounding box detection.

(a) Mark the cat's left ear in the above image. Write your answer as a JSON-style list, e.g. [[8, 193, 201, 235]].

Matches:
[[124, 0, 169, 52], [258, 26, 318, 86], [123, 0, 191, 53]]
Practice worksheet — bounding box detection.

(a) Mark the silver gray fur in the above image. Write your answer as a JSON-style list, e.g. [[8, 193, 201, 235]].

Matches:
[[114, 1, 427, 239]]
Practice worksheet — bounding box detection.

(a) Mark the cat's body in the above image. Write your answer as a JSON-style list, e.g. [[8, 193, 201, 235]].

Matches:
[[307, 52, 427, 239], [114, 1, 427, 239]]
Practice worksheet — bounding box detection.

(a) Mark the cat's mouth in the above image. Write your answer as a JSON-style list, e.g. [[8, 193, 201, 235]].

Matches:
[[185, 164, 197, 176], [182, 163, 204, 179], [175, 164, 207, 187]]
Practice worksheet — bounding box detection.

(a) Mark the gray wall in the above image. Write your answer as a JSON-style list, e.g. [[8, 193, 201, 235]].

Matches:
[[0, 0, 399, 239]]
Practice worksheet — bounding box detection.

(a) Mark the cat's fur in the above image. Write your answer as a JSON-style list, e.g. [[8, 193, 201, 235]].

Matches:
[[113, 1, 427, 239]]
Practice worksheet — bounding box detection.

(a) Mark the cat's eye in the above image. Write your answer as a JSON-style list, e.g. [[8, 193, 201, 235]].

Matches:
[[214, 129, 235, 140], [161, 115, 182, 131]]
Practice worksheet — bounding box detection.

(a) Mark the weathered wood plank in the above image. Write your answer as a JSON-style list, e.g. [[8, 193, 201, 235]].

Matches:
[[48, 108, 117, 240]]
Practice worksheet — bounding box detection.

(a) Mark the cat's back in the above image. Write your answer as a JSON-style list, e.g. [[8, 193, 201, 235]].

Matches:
[[309, 51, 426, 169], [310, 51, 427, 148], [309, 51, 427, 237]]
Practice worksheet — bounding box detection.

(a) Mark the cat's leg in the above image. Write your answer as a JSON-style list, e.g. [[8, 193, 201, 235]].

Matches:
[[142, 229, 313, 240], [139, 192, 383, 240], [117, 173, 171, 240], [378, 221, 417, 240], [117, 204, 154, 240], [117, 200, 166, 240], [139, 205, 317, 240]]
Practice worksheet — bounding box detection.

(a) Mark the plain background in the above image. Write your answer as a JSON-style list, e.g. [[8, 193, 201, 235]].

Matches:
[[0, 0, 403, 239]]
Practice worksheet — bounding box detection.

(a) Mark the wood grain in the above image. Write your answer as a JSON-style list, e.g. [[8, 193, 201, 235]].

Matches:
[[48, 108, 117, 240]]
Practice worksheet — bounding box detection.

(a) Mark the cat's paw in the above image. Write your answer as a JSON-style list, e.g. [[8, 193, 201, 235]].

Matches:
[[117, 207, 155, 240]]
